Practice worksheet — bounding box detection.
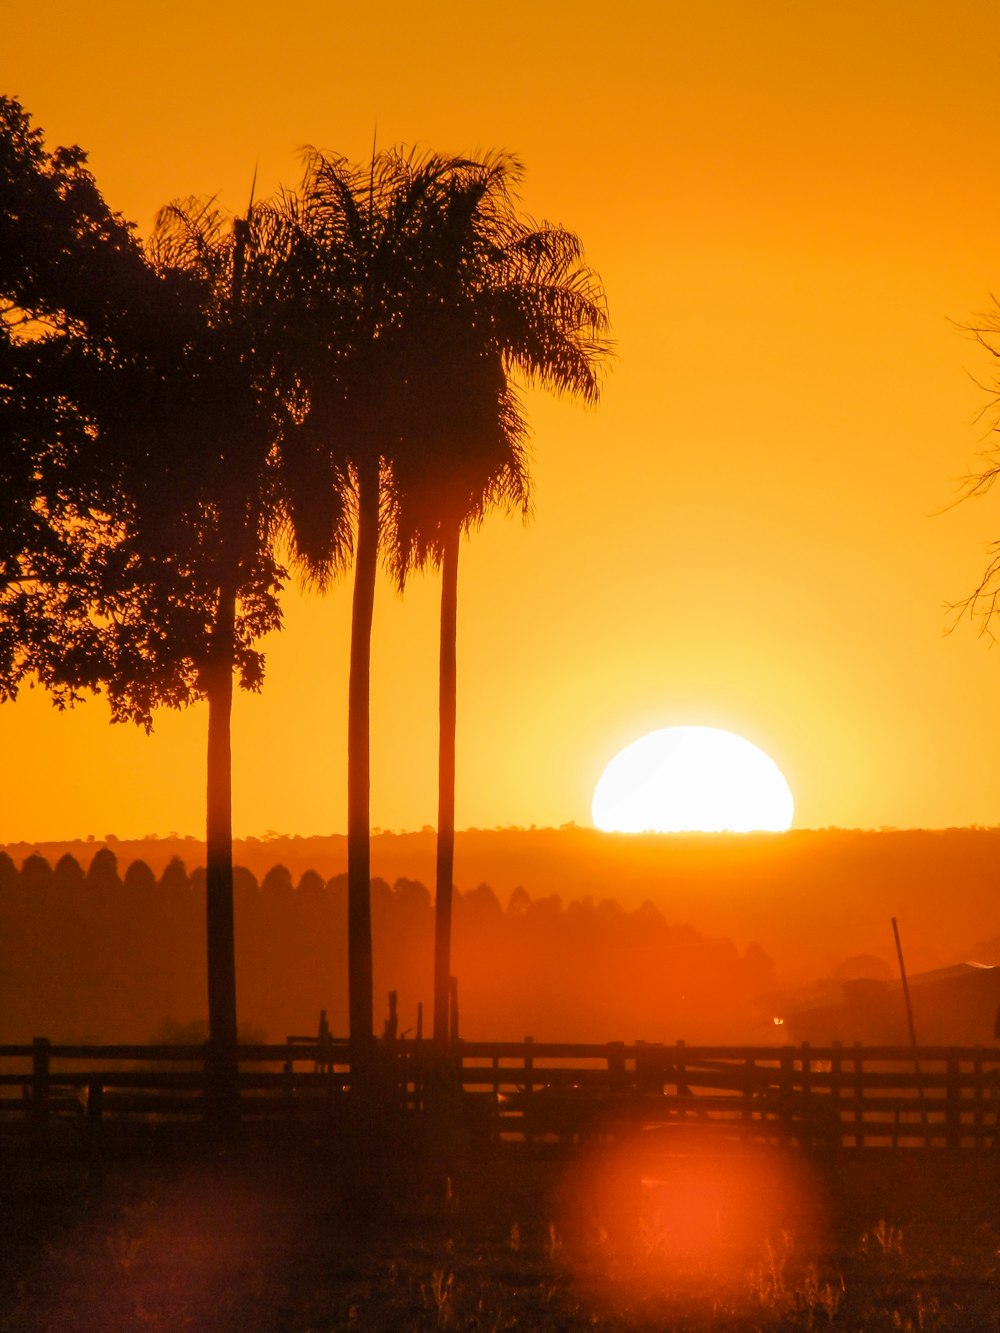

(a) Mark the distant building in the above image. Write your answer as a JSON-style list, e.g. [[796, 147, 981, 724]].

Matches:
[[781, 963, 1000, 1046]]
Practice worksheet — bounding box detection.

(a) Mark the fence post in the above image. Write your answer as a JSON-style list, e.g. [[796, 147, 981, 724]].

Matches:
[[384, 990, 398, 1044], [523, 1036, 534, 1097], [283, 1039, 295, 1117], [31, 1037, 50, 1146], [741, 1055, 755, 1124], [87, 1078, 104, 1181], [801, 1042, 813, 1148], [853, 1042, 865, 1147], [946, 1055, 961, 1150], [779, 1047, 793, 1139], [830, 1042, 843, 1150], [636, 1041, 663, 1094], [607, 1041, 626, 1095], [972, 1050, 984, 1150], [675, 1040, 687, 1096]]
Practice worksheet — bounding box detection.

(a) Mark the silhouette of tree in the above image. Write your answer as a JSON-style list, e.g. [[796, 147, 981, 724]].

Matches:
[[260, 863, 294, 899], [233, 865, 259, 896], [0, 101, 274, 1099], [282, 150, 608, 1050], [86, 846, 121, 891], [0, 851, 15, 893], [296, 868, 325, 899], [953, 303, 1000, 634], [0, 96, 157, 707], [280, 148, 466, 1050], [159, 855, 190, 895], [20, 852, 53, 890], [392, 876, 432, 922], [53, 853, 85, 892], [85, 185, 357, 1121], [508, 885, 531, 916], [123, 859, 156, 892], [383, 154, 609, 1043], [109, 197, 288, 1119], [460, 882, 503, 925]]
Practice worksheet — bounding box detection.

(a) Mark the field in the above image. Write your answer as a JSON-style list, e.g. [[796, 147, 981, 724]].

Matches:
[[2, 1131, 999, 1332]]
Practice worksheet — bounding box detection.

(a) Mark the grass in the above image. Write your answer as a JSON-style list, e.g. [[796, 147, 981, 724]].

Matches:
[[1, 1133, 999, 1330]]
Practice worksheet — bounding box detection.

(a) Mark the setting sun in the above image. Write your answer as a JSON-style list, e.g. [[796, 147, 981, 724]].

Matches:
[[592, 726, 794, 833]]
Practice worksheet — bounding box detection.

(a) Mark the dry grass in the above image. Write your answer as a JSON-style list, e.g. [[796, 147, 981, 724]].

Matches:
[[1, 1138, 999, 1331]]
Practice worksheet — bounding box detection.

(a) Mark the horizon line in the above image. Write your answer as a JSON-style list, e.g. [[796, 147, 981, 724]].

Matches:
[[3, 823, 1000, 847]]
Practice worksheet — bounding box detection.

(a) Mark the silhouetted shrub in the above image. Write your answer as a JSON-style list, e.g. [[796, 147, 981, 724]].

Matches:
[[297, 868, 324, 897], [86, 846, 120, 891], [53, 853, 85, 891], [261, 864, 293, 899], [0, 852, 778, 1045], [123, 859, 156, 892], [20, 852, 53, 890], [159, 855, 190, 894]]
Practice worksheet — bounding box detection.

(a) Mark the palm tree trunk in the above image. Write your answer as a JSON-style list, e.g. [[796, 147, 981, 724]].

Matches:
[[433, 523, 460, 1046], [205, 581, 239, 1127], [347, 457, 377, 1051]]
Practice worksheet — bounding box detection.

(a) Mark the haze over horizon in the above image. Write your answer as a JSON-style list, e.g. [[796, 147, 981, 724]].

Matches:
[[7, 3, 1000, 841], [6, 825, 1000, 991], [7, 819, 1000, 845]]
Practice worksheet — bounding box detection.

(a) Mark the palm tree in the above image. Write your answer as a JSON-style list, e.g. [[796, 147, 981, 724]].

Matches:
[[384, 154, 610, 1044], [113, 195, 353, 1121], [278, 149, 470, 1052]]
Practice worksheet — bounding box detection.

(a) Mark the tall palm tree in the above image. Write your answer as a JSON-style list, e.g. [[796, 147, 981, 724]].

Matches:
[[279, 149, 469, 1052], [384, 154, 610, 1044], [117, 196, 353, 1120]]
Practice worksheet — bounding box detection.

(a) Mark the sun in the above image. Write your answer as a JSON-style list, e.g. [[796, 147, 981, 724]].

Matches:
[[592, 726, 794, 833]]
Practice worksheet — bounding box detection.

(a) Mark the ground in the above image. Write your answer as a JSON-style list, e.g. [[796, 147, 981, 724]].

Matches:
[[1, 1130, 999, 1331]]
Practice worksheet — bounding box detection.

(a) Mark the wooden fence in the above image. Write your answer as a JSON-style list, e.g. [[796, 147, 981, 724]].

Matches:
[[3, 1037, 999, 1151]]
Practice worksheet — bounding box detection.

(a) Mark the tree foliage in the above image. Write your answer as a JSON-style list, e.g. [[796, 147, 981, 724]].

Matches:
[[954, 302, 1000, 636], [0, 94, 150, 707], [384, 151, 609, 577]]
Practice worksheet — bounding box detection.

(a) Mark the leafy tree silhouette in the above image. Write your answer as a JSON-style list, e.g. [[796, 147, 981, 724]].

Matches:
[[53, 853, 85, 892], [953, 302, 1000, 635], [159, 856, 190, 895], [296, 868, 325, 899], [83, 180, 357, 1122], [0, 101, 274, 1118], [20, 852, 53, 890], [113, 196, 293, 1122], [86, 846, 121, 892], [123, 859, 156, 893], [260, 863, 294, 900], [233, 865, 259, 897], [0, 96, 156, 708]]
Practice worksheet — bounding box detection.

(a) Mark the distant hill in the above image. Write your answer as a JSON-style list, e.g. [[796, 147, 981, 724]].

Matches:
[[5, 826, 1000, 984]]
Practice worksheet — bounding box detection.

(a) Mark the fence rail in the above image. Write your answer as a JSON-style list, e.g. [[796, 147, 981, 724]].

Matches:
[[3, 1038, 999, 1150]]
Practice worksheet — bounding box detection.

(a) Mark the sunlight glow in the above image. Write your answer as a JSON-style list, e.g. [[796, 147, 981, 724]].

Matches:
[[559, 1128, 824, 1311], [592, 726, 794, 833]]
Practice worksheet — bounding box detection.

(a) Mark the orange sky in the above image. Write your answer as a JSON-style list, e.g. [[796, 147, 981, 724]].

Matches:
[[5, 2, 1000, 841]]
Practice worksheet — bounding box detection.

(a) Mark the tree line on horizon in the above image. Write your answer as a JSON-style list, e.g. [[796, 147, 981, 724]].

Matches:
[[0, 97, 610, 1113], [0, 845, 776, 1048]]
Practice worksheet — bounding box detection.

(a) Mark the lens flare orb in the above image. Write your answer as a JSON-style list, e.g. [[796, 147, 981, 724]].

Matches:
[[592, 726, 793, 833]]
